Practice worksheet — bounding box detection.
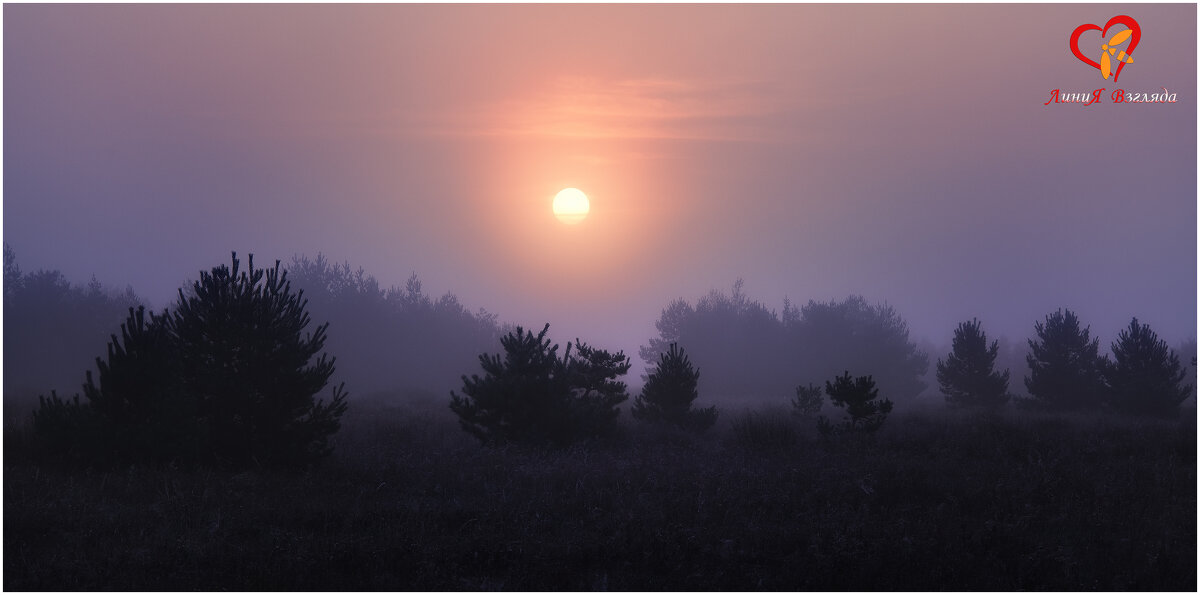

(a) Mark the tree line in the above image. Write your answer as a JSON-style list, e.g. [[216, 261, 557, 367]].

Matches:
[[285, 254, 501, 396], [4, 245, 142, 401], [446, 306, 1192, 449], [15, 253, 1195, 467], [638, 280, 930, 403]]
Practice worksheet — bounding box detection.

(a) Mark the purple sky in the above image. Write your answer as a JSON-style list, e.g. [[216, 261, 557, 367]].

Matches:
[[4, 4, 1196, 369]]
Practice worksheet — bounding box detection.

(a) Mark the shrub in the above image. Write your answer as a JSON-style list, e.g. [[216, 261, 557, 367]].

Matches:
[[632, 343, 717, 432], [449, 324, 629, 447], [1024, 309, 1105, 411], [792, 383, 824, 417], [818, 371, 892, 435], [1104, 318, 1191, 417], [32, 253, 348, 468], [937, 318, 1010, 410]]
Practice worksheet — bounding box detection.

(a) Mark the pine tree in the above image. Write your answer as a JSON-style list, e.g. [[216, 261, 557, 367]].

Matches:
[[449, 324, 629, 447], [80, 305, 194, 462], [34, 306, 192, 464], [937, 318, 1010, 409], [562, 339, 632, 440], [792, 382, 823, 417], [1025, 309, 1104, 411], [1104, 318, 1190, 417], [632, 343, 716, 431], [171, 253, 347, 466], [818, 371, 892, 434], [33, 253, 347, 467]]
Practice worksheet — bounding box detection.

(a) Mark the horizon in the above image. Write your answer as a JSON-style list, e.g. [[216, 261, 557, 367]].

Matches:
[[4, 3, 1197, 381]]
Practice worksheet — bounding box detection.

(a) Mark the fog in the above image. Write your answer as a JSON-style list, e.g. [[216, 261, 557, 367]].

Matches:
[[5, 245, 1196, 417], [4, 5, 1195, 396], [4, 5, 1197, 590]]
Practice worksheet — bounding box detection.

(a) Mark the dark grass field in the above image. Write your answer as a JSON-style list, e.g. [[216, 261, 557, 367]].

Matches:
[[4, 395, 1196, 591]]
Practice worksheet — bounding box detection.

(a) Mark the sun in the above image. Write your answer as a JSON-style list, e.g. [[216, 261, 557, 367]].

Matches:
[[552, 188, 590, 224]]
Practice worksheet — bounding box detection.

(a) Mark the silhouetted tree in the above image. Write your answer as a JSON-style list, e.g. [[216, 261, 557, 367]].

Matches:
[[33, 253, 348, 468], [33, 305, 188, 463], [640, 280, 789, 400], [785, 295, 929, 403], [1024, 309, 1105, 411], [449, 324, 628, 447], [632, 343, 717, 431], [563, 339, 632, 436], [818, 371, 892, 435], [171, 253, 347, 466], [83, 307, 178, 422], [1104, 318, 1190, 417], [81, 306, 196, 462], [937, 318, 1010, 409], [792, 383, 824, 417]]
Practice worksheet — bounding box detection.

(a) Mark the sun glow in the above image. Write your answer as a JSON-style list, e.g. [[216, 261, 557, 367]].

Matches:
[[552, 188, 590, 224]]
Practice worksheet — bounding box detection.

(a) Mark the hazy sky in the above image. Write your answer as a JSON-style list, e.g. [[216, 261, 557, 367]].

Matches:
[[4, 4, 1196, 367]]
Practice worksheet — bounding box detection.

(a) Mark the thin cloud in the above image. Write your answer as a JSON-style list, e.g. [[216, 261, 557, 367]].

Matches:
[[364, 76, 795, 143]]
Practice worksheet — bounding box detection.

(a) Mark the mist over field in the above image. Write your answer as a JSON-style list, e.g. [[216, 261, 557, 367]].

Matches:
[[3, 3, 1196, 591]]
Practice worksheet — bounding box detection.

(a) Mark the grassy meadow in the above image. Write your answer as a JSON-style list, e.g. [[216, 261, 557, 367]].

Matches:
[[4, 393, 1196, 590]]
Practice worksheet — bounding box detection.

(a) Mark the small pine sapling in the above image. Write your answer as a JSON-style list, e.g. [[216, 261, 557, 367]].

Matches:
[[792, 382, 824, 417], [632, 343, 716, 432], [817, 371, 893, 436]]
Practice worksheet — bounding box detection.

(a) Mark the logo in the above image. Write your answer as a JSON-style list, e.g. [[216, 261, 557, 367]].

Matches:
[[1044, 14, 1178, 106], [1070, 16, 1140, 81]]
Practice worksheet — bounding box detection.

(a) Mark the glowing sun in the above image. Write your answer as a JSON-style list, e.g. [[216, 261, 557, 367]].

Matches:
[[553, 188, 590, 224]]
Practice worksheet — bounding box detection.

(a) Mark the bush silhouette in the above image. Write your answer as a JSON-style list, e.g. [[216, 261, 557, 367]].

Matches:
[[1104, 318, 1191, 417], [449, 324, 629, 447], [937, 318, 1010, 410], [632, 343, 717, 432], [1024, 309, 1104, 411], [818, 371, 892, 435], [792, 382, 824, 417], [33, 253, 348, 467]]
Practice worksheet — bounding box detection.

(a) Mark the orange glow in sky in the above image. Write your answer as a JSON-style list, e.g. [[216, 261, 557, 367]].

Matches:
[[4, 3, 1195, 362]]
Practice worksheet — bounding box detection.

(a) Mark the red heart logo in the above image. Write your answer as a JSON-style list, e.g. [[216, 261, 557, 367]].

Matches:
[[1070, 16, 1141, 82]]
